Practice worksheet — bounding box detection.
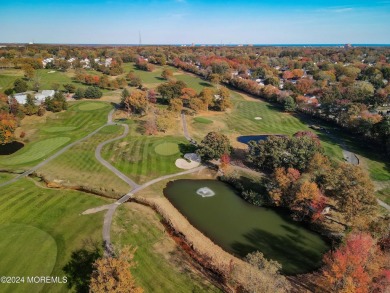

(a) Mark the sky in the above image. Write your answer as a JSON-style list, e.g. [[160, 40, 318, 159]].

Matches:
[[0, 0, 389, 44]]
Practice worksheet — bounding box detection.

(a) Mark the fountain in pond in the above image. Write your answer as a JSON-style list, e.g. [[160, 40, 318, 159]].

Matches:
[[196, 187, 215, 197]]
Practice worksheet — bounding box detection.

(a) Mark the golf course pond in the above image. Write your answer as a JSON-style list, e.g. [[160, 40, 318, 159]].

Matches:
[[237, 135, 285, 145], [164, 179, 330, 274]]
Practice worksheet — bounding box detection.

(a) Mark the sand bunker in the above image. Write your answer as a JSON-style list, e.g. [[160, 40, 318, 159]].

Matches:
[[175, 153, 201, 169], [254, 117, 262, 120]]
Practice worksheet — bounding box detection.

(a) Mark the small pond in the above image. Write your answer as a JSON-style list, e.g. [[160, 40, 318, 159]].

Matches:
[[164, 179, 330, 274], [0, 141, 24, 155], [237, 135, 285, 145]]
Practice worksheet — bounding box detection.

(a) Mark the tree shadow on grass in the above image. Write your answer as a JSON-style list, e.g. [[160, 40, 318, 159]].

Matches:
[[63, 239, 103, 293], [178, 143, 197, 155], [199, 82, 212, 87], [230, 226, 329, 275]]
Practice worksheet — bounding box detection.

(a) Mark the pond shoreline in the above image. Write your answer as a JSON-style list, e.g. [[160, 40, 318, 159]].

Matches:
[[131, 190, 318, 292]]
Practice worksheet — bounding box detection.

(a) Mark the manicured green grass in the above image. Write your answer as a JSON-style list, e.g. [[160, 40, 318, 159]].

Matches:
[[0, 101, 112, 170], [0, 224, 57, 293], [193, 117, 213, 124], [38, 125, 131, 197], [122, 63, 165, 85], [102, 134, 188, 184], [0, 179, 111, 293], [78, 102, 107, 111], [175, 73, 213, 92], [154, 142, 180, 156], [0, 172, 15, 183], [4, 137, 71, 165], [113, 203, 221, 293], [44, 126, 77, 132]]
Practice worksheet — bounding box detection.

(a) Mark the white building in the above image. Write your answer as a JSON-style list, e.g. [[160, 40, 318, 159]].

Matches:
[[11, 90, 55, 105]]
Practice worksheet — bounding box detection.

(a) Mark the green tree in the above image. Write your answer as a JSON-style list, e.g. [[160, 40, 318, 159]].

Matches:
[[196, 132, 232, 161], [13, 79, 28, 93], [84, 87, 103, 99], [63, 83, 76, 93], [45, 92, 68, 112], [283, 96, 296, 112], [73, 88, 85, 100]]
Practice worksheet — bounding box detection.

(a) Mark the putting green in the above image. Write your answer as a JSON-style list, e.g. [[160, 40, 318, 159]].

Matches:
[[0, 224, 57, 293], [154, 142, 180, 156], [4, 137, 70, 165], [78, 102, 106, 111], [193, 117, 213, 124], [44, 126, 77, 132]]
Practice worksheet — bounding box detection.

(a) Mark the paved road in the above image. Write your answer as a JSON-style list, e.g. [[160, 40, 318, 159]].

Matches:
[[0, 109, 115, 188]]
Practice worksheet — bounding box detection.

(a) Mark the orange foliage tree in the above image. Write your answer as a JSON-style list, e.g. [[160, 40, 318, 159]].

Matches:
[[321, 233, 390, 293], [0, 113, 17, 144]]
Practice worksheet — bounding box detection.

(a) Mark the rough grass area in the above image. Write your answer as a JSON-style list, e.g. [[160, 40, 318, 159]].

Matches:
[[4, 137, 71, 165], [38, 125, 130, 197], [78, 102, 107, 111], [102, 134, 188, 184], [154, 142, 180, 156], [0, 224, 57, 293], [193, 117, 213, 124], [0, 179, 111, 293], [113, 202, 220, 293], [377, 188, 390, 205]]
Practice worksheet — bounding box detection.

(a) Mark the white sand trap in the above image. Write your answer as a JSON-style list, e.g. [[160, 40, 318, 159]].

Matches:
[[175, 153, 201, 169], [254, 117, 262, 120], [48, 71, 56, 73]]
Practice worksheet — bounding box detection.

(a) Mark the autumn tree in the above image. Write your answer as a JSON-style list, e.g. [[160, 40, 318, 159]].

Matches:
[[157, 80, 187, 102], [155, 109, 174, 132], [240, 251, 291, 293], [214, 87, 232, 111], [161, 68, 173, 80], [90, 246, 143, 293], [22, 64, 35, 80], [0, 113, 17, 144], [323, 163, 378, 228], [199, 87, 214, 110], [168, 98, 183, 113], [267, 167, 300, 205], [196, 132, 232, 161], [320, 233, 390, 293], [123, 90, 148, 115]]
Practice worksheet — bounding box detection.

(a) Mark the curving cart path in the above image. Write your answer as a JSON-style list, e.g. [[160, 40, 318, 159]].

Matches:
[[84, 110, 206, 255], [0, 109, 116, 188]]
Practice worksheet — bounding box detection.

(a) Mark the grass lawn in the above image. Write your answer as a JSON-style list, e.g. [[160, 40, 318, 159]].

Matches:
[[0, 179, 111, 293], [113, 202, 221, 293], [0, 224, 57, 293], [101, 134, 189, 184], [0, 101, 112, 170], [38, 125, 131, 197]]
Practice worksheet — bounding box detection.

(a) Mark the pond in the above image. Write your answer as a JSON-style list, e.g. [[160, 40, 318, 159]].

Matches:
[[237, 135, 287, 145], [164, 179, 330, 274], [0, 141, 24, 155]]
